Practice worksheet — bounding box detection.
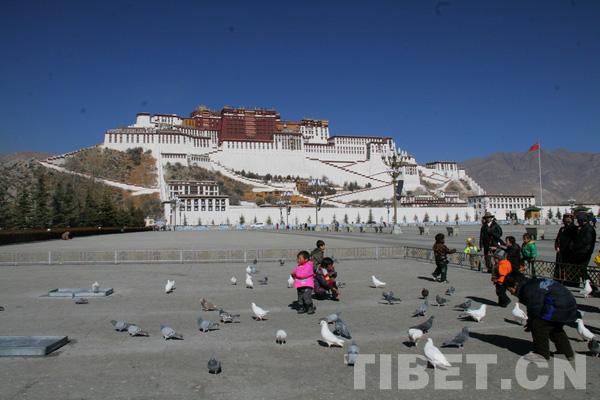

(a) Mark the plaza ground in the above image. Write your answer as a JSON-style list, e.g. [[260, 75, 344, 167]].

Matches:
[[1, 229, 599, 400]]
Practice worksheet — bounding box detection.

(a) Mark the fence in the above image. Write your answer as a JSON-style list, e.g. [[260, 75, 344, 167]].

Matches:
[[0, 246, 597, 285]]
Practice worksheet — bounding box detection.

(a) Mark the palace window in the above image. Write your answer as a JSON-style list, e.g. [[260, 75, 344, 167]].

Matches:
[[194, 199, 198, 211], [201, 199, 206, 211]]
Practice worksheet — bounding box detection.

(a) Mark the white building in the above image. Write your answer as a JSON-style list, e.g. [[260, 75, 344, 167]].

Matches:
[[164, 180, 230, 226], [468, 194, 535, 220]]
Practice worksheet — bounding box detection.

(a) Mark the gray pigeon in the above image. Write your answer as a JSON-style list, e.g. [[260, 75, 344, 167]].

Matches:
[[321, 312, 341, 324], [160, 324, 183, 340], [410, 316, 434, 333], [442, 327, 470, 348], [219, 309, 240, 323], [197, 316, 220, 332], [208, 354, 222, 374], [382, 291, 401, 304], [412, 300, 429, 317], [259, 276, 269, 285], [346, 340, 359, 366], [253, 258, 258, 265], [435, 294, 448, 307], [0, 306, 4, 311], [74, 297, 89, 304], [421, 288, 429, 299], [589, 339, 600, 357], [127, 324, 149, 337], [111, 320, 131, 332], [279, 259, 285, 267], [455, 299, 472, 310], [201, 298, 217, 311], [445, 286, 456, 296], [333, 318, 352, 339]]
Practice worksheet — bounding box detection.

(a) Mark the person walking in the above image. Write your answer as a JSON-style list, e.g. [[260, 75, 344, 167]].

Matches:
[[491, 249, 513, 307], [479, 212, 504, 273], [554, 213, 577, 282], [432, 233, 456, 283], [504, 274, 577, 362], [571, 212, 597, 287]]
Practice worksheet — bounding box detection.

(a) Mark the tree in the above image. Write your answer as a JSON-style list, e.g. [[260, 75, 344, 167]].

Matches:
[[423, 212, 430, 223], [255, 198, 265, 206], [50, 183, 65, 227], [81, 189, 100, 226], [356, 212, 361, 223], [253, 216, 258, 224], [239, 214, 245, 225], [183, 215, 188, 226], [62, 183, 79, 227], [13, 188, 32, 228], [445, 213, 450, 223], [547, 208, 554, 219], [343, 214, 349, 224], [413, 215, 419, 223], [556, 209, 562, 220], [226, 217, 230, 225], [266, 216, 272, 225], [307, 216, 312, 224], [0, 191, 11, 228], [465, 212, 471, 222], [332, 214, 337, 224], [368, 209, 374, 224], [198, 218, 203, 226], [99, 192, 117, 227], [402, 215, 407, 224], [211, 219, 215, 225], [32, 174, 50, 228], [454, 213, 460, 222]]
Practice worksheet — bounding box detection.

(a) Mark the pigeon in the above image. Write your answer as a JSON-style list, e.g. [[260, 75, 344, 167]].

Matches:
[[455, 299, 472, 310], [410, 316, 434, 333], [460, 304, 487, 322], [0, 306, 4, 311], [279, 259, 285, 267], [333, 318, 352, 339], [92, 281, 100, 293], [424, 338, 452, 369], [589, 339, 600, 357], [246, 274, 254, 289], [435, 294, 448, 306], [251, 302, 269, 320], [287, 275, 295, 288], [258, 276, 269, 285], [582, 279, 593, 298], [111, 320, 131, 332], [321, 312, 341, 324], [445, 286, 456, 296], [382, 291, 401, 304], [346, 340, 359, 366], [230, 276, 237, 285], [412, 300, 429, 317], [275, 329, 287, 344], [207, 354, 222, 374], [421, 288, 429, 299], [74, 297, 88, 304], [160, 324, 183, 340], [253, 258, 258, 265], [201, 298, 217, 311], [320, 320, 344, 347], [127, 325, 149, 337], [512, 303, 528, 325], [371, 275, 386, 288], [576, 318, 595, 342], [165, 280, 175, 294], [246, 265, 253, 274], [408, 328, 424, 345], [197, 316, 220, 332], [219, 309, 240, 323], [442, 327, 470, 348]]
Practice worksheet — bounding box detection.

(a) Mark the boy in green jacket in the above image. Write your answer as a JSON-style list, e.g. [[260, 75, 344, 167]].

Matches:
[[521, 233, 537, 277]]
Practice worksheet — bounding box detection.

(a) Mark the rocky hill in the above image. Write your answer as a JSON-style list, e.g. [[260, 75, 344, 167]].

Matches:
[[461, 149, 600, 204]]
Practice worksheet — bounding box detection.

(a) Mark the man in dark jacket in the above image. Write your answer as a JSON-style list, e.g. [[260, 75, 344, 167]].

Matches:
[[554, 213, 577, 281], [572, 213, 597, 283], [505, 274, 577, 361], [503, 236, 521, 271], [479, 212, 504, 273]]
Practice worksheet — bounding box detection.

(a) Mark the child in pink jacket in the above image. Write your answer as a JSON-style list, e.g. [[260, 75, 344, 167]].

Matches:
[[292, 250, 316, 314]]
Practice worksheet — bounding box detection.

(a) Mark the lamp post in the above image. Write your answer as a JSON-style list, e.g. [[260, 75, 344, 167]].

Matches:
[[381, 151, 406, 228], [384, 199, 391, 225], [310, 179, 322, 231]]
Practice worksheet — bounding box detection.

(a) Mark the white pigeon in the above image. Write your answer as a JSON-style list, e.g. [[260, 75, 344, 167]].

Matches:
[[423, 338, 451, 369], [512, 303, 528, 325], [408, 328, 424, 345], [246, 265, 253, 275], [371, 275, 386, 288], [230, 276, 237, 285], [275, 329, 287, 344], [92, 281, 100, 292], [320, 320, 344, 347], [246, 274, 254, 289], [581, 280, 593, 298], [576, 318, 595, 342], [287, 275, 295, 288], [251, 302, 269, 320], [165, 280, 175, 294], [461, 304, 486, 322]]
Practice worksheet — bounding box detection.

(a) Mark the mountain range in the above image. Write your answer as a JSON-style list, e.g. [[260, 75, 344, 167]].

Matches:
[[461, 149, 600, 204]]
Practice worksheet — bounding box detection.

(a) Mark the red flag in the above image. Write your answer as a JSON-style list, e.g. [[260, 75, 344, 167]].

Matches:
[[528, 143, 540, 152]]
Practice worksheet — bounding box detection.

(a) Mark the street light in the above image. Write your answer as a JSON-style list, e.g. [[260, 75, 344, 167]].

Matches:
[[384, 199, 391, 225], [381, 151, 406, 227], [310, 179, 322, 230]]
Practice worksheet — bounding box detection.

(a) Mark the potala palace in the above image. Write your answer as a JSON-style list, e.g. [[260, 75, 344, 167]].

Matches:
[[44, 104, 558, 227]]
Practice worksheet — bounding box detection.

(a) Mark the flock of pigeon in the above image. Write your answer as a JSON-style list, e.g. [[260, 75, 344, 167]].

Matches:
[[102, 260, 599, 374]]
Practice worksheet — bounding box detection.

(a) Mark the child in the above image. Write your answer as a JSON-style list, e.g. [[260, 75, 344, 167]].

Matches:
[[291, 250, 316, 314], [491, 249, 512, 307], [521, 233, 537, 277], [503, 236, 521, 271], [314, 257, 339, 300], [432, 233, 456, 283], [463, 238, 480, 270]]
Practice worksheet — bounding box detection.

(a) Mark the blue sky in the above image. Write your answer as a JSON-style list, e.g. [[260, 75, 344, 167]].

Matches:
[[1, 0, 599, 161]]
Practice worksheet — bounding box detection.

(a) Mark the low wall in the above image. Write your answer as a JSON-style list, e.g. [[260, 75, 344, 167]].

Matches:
[[0, 227, 152, 246]]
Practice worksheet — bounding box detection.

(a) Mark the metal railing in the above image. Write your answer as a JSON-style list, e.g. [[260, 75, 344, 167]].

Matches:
[[0, 246, 597, 285]]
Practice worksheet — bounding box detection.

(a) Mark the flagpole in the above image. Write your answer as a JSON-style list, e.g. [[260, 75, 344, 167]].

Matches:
[[537, 141, 543, 208]]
